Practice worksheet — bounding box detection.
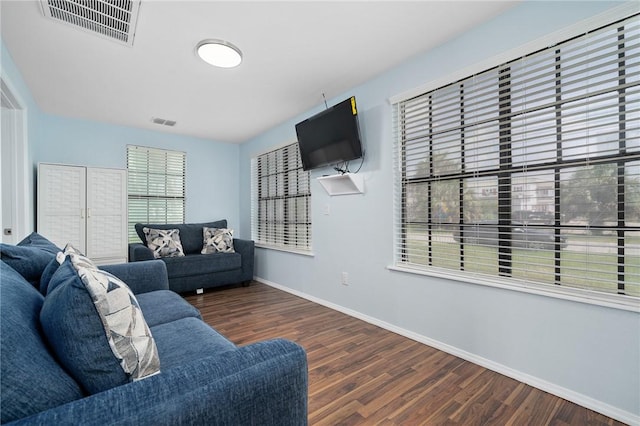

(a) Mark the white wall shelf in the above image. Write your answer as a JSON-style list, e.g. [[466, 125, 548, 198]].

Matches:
[[317, 173, 364, 196]]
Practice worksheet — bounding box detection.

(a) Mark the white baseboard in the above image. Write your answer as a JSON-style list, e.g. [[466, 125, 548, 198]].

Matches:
[[256, 276, 639, 426]]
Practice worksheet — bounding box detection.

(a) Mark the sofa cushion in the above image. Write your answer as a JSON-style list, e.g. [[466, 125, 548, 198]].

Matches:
[[135, 220, 227, 255], [39, 257, 61, 294], [136, 290, 202, 327], [162, 252, 242, 278], [150, 317, 236, 370], [202, 227, 235, 254], [0, 232, 60, 289], [0, 261, 83, 423], [143, 227, 185, 259], [40, 253, 160, 395]]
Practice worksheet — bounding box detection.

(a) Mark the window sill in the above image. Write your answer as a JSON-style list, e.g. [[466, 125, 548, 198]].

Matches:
[[255, 243, 315, 257], [388, 264, 640, 313]]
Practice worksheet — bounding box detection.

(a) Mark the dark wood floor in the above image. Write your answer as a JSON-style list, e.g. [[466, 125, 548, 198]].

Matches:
[[184, 282, 626, 426]]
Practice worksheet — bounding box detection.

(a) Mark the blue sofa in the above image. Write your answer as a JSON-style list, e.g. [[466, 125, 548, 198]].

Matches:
[[129, 220, 255, 294], [1, 234, 307, 425]]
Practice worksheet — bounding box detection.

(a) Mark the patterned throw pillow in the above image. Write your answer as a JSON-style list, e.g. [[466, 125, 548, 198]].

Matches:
[[41, 246, 160, 394], [201, 227, 235, 254], [143, 227, 185, 259], [70, 253, 160, 381], [0, 232, 61, 289]]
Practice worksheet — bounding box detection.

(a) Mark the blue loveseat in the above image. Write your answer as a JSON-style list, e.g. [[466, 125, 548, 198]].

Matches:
[[129, 220, 254, 294], [1, 233, 307, 425]]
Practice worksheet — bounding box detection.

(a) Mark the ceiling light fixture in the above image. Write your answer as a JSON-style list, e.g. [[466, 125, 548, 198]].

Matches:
[[196, 39, 243, 68]]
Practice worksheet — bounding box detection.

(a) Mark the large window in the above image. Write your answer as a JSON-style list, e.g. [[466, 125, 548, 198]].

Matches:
[[393, 14, 639, 300], [252, 142, 311, 252], [127, 145, 186, 242]]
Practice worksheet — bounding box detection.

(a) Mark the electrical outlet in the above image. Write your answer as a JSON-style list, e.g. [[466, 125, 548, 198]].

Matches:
[[341, 272, 349, 286]]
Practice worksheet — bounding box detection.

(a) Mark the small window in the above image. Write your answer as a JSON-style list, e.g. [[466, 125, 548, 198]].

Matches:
[[251, 142, 312, 252], [126, 145, 186, 242]]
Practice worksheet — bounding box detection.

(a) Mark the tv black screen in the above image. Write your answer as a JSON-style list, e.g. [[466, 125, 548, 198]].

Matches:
[[295, 96, 363, 171]]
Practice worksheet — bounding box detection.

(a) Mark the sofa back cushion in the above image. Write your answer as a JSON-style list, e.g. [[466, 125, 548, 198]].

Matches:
[[135, 220, 227, 255], [0, 232, 60, 290], [41, 253, 160, 395], [0, 261, 83, 423]]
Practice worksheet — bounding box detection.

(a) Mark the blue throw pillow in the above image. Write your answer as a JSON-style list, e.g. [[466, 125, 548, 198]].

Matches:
[[39, 257, 61, 295], [40, 253, 160, 395], [43, 244, 83, 295], [17, 232, 60, 254], [0, 233, 60, 288]]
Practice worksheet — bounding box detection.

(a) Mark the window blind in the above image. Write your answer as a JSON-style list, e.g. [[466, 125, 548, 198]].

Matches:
[[393, 14, 639, 299], [251, 142, 312, 251], [127, 145, 186, 242]]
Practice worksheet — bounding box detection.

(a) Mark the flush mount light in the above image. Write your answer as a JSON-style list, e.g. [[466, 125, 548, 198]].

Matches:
[[196, 39, 242, 68]]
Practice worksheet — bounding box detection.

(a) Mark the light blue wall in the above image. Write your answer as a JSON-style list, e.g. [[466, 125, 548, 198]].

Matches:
[[1, 42, 241, 233], [239, 1, 640, 421], [33, 114, 240, 228]]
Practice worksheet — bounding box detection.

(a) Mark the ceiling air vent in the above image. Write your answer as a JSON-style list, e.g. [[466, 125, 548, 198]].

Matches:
[[152, 118, 177, 127], [40, 0, 141, 46]]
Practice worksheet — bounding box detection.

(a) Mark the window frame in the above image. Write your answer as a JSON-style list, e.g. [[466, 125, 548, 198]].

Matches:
[[251, 142, 312, 254], [391, 12, 640, 311], [126, 145, 186, 243]]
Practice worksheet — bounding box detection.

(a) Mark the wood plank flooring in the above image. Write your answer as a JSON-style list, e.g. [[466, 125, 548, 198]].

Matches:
[[184, 282, 626, 426]]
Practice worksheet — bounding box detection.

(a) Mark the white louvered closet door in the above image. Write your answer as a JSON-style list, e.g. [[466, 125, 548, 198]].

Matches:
[[86, 167, 127, 264], [37, 163, 127, 265], [37, 163, 86, 254]]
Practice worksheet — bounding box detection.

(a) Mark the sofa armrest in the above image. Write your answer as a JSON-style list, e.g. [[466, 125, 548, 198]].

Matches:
[[101, 260, 170, 294], [233, 238, 255, 282], [129, 243, 154, 262], [9, 339, 308, 426]]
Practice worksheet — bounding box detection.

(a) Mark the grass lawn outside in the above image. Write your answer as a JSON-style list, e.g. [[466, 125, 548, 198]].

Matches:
[[401, 228, 640, 298]]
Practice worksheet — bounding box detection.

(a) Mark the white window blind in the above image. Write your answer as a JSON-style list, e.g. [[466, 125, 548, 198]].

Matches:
[[127, 145, 185, 242], [251, 142, 312, 251], [393, 14, 639, 299]]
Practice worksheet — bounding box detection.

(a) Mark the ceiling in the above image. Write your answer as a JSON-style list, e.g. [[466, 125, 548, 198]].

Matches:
[[1, 1, 518, 144]]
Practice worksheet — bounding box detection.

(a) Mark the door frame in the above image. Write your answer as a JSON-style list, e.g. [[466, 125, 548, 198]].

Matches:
[[1, 76, 30, 243]]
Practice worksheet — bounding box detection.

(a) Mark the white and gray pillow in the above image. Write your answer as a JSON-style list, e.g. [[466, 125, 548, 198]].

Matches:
[[201, 227, 235, 254], [71, 251, 159, 380], [41, 244, 160, 394], [143, 227, 185, 259]]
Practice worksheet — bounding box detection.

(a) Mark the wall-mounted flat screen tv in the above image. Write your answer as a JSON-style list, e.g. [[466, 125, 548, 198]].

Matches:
[[295, 96, 363, 171]]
